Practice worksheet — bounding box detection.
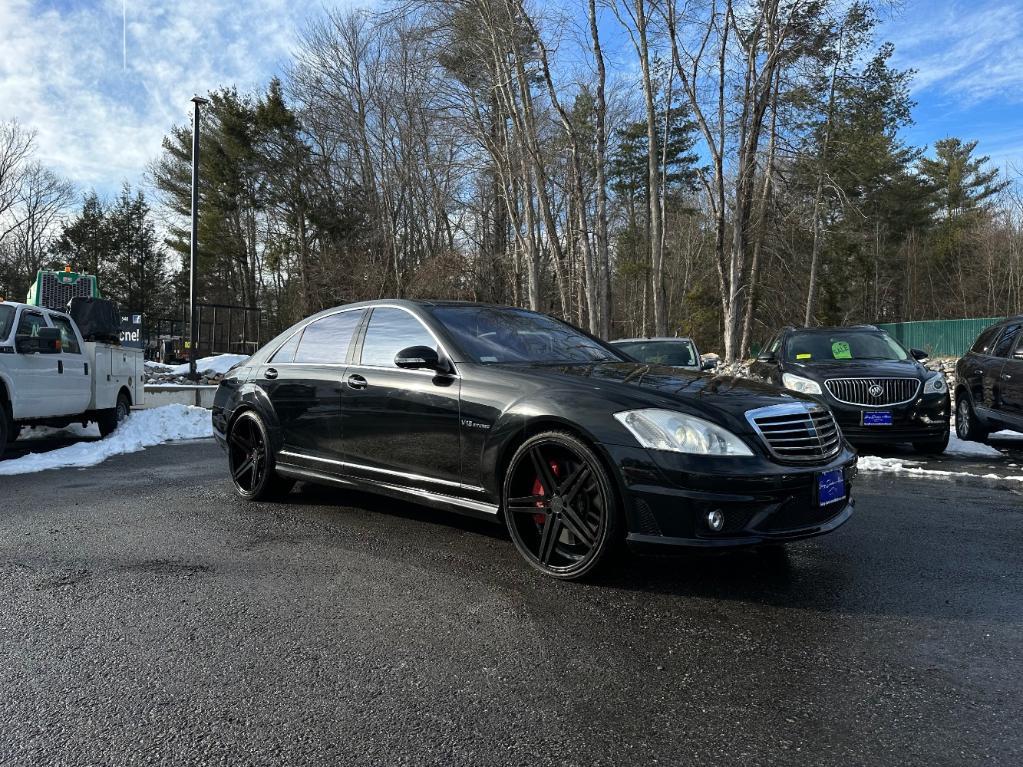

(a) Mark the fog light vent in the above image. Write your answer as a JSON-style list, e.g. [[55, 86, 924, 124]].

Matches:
[[706, 509, 724, 532]]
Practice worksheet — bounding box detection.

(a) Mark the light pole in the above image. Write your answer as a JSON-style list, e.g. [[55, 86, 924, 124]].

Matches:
[[188, 95, 208, 382]]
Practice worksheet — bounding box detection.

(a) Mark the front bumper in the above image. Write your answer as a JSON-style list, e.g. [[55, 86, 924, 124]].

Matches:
[[606, 443, 858, 549], [826, 391, 950, 444]]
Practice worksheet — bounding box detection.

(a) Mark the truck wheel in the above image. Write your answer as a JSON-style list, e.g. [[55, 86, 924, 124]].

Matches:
[[0, 408, 9, 458], [98, 392, 132, 437]]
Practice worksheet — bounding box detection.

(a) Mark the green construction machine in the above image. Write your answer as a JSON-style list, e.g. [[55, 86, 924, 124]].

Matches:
[[26, 268, 102, 312]]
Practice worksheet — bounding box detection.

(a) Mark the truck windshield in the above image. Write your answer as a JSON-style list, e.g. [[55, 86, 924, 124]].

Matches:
[[0, 306, 13, 341]]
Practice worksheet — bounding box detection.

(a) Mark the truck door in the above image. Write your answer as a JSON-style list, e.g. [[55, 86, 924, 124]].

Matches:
[[49, 313, 93, 416], [9, 309, 58, 419]]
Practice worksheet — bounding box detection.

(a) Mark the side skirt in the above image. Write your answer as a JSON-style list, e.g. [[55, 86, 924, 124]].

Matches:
[[275, 462, 501, 521]]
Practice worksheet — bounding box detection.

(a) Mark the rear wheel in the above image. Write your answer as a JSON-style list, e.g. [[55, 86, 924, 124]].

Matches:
[[97, 392, 132, 437], [503, 432, 620, 580], [228, 410, 294, 501], [955, 395, 989, 443], [0, 406, 10, 458]]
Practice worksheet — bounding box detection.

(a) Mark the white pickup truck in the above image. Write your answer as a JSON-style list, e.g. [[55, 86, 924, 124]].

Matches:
[[0, 300, 145, 457]]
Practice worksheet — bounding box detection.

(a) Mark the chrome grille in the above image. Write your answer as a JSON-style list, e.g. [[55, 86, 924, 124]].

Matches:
[[824, 377, 920, 406], [746, 403, 842, 464]]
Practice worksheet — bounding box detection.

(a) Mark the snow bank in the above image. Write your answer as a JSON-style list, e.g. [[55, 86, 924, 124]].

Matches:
[[856, 454, 1023, 483], [0, 405, 213, 476], [945, 430, 1005, 458], [166, 354, 249, 377]]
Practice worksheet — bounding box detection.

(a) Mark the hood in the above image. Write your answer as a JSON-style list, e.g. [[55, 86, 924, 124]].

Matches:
[[509, 361, 811, 423], [786, 358, 930, 379]]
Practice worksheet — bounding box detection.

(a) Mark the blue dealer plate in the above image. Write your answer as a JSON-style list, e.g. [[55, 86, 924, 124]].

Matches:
[[862, 410, 893, 426], [818, 469, 846, 507]]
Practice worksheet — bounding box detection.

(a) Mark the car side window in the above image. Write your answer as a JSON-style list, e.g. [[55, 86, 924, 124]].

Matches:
[[971, 326, 1001, 355], [360, 308, 435, 368], [992, 323, 1021, 358], [294, 310, 364, 364], [270, 330, 303, 363], [17, 311, 47, 338], [50, 316, 81, 354]]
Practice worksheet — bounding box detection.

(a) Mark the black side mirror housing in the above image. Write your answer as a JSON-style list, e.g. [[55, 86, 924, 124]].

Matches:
[[395, 345, 442, 371], [16, 327, 61, 355], [701, 359, 718, 371], [756, 352, 777, 364], [910, 348, 928, 361]]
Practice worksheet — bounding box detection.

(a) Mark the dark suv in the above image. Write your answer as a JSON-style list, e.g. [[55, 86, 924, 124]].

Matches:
[[955, 316, 1023, 442], [749, 326, 951, 453]]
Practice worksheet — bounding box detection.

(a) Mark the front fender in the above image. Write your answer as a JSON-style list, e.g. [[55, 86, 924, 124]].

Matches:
[[214, 380, 281, 451]]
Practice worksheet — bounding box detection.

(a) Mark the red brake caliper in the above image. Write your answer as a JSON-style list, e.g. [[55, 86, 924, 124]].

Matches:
[[532, 460, 560, 526]]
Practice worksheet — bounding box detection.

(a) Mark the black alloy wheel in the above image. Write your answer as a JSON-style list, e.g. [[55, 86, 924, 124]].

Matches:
[[956, 396, 989, 443], [503, 432, 619, 580], [228, 410, 295, 501]]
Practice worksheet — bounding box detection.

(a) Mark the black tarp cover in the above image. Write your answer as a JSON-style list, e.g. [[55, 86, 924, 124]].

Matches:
[[67, 296, 121, 343]]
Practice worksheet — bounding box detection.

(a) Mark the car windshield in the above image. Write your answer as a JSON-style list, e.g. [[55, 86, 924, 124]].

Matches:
[[614, 340, 697, 367], [0, 305, 14, 340], [784, 331, 908, 362], [430, 305, 626, 364]]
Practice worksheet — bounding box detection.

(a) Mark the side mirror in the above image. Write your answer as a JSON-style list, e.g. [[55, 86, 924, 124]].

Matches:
[[16, 327, 61, 355], [756, 352, 777, 364], [701, 359, 718, 371], [910, 348, 928, 361], [395, 345, 442, 371]]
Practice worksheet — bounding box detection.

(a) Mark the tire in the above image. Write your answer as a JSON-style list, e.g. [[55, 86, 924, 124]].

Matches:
[[0, 406, 9, 460], [502, 431, 621, 581], [98, 391, 132, 437], [913, 429, 950, 455], [227, 410, 295, 501], [955, 395, 989, 443]]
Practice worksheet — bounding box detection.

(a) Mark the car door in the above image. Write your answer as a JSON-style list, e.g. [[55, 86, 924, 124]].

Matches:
[[997, 328, 1023, 425], [48, 313, 92, 416], [9, 308, 60, 419], [340, 306, 461, 489], [988, 322, 1021, 415], [255, 308, 365, 464], [962, 324, 1003, 410]]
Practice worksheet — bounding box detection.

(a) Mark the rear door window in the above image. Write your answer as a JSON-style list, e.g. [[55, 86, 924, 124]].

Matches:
[[294, 310, 364, 364]]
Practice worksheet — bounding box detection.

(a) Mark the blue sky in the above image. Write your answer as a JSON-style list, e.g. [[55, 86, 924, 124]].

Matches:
[[0, 0, 1020, 199]]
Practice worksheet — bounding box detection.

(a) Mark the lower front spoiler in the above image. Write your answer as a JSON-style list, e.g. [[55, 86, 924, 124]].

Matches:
[[626, 499, 854, 550]]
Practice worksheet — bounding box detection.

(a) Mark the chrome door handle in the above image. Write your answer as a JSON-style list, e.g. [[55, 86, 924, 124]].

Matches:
[[1002, 373, 1013, 380], [347, 374, 368, 390], [975, 369, 984, 375], [265, 367, 278, 380]]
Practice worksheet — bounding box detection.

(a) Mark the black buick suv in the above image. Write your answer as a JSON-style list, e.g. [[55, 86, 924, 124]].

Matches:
[[749, 325, 951, 454]]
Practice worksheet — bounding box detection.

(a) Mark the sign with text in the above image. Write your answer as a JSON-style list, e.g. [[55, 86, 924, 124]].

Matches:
[[120, 313, 143, 349]]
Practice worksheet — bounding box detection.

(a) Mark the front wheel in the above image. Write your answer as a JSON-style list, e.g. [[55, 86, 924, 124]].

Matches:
[[97, 392, 132, 437], [955, 396, 989, 443], [227, 410, 295, 501], [503, 431, 621, 580]]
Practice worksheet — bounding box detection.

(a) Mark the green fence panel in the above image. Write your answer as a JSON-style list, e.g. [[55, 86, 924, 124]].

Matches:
[[876, 317, 1006, 357]]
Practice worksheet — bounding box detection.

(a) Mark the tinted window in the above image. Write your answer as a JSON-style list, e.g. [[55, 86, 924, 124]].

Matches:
[[992, 323, 1021, 358], [360, 308, 435, 367], [17, 311, 47, 338], [616, 340, 697, 367], [971, 325, 1002, 354], [430, 306, 624, 364], [0, 305, 13, 340], [783, 331, 907, 362], [294, 310, 363, 364], [270, 330, 303, 363], [50, 316, 81, 354]]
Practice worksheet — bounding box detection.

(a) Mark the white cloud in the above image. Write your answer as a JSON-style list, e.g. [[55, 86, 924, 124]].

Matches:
[[886, 1, 1023, 105], [0, 0, 352, 196]]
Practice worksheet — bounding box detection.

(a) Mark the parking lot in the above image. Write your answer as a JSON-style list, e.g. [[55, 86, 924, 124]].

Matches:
[[2, 438, 1021, 766]]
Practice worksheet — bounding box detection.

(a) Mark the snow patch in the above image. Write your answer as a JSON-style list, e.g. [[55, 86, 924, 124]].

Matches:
[[945, 430, 1005, 458], [856, 454, 1023, 483], [166, 354, 249, 377], [0, 405, 213, 476]]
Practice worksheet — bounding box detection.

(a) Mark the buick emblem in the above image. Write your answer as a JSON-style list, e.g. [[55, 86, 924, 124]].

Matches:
[[868, 384, 884, 398]]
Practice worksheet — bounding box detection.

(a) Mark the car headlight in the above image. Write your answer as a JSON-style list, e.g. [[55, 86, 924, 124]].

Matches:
[[782, 373, 822, 395], [924, 373, 947, 394], [613, 409, 753, 456]]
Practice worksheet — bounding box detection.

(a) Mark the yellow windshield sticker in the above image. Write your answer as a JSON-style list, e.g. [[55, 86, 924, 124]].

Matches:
[[832, 341, 852, 359], [796, 353, 812, 360]]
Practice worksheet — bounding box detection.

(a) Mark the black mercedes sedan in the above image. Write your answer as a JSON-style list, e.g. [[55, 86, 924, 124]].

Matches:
[[749, 325, 951, 454], [213, 301, 855, 580]]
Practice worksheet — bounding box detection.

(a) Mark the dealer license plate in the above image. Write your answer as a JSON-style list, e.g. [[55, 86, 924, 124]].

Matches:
[[818, 469, 846, 507], [862, 410, 893, 426]]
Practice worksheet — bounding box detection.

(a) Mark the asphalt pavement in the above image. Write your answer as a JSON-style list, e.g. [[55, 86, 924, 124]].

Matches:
[[1, 439, 1021, 766]]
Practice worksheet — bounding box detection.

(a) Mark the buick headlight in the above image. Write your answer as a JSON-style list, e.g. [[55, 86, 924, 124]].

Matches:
[[614, 409, 753, 456], [924, 372, 947, 394], [782, 373, 822, 395]]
